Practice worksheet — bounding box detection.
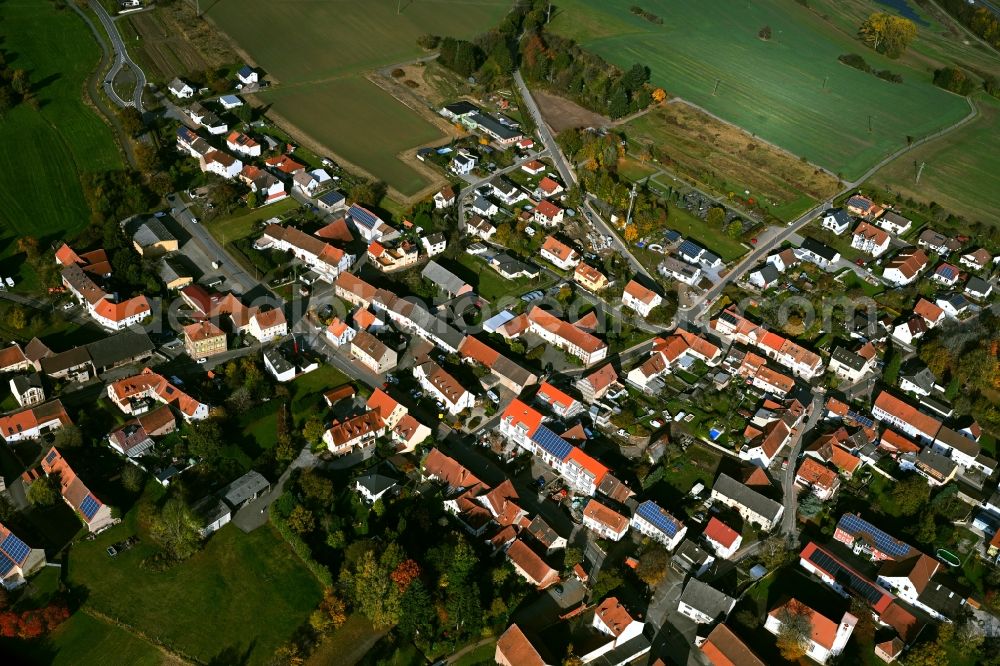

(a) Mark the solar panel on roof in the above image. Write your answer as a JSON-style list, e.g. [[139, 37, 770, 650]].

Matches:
[[0, 556, 14, 576], [637, 500, 680, 537], [837, 514, 911, 558], [1, 533, 30, 564], [806, 548, 888, 606], [847, 412, 875, 428], [45, 450, 58, 464], [531, 426, 573, 461], [80, 494, 101, 521], [679, 240, 703, 257], [348, 205, 378, 229]]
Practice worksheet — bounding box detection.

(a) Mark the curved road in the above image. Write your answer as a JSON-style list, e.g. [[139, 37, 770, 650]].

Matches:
[[90, 0, 146, 111], [681, 95, 980, 324]]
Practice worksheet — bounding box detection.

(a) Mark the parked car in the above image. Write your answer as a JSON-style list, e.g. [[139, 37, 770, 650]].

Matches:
[[486, 390, 499, 404], [650, 419, 663, 429], [197, 357, 208, 364]]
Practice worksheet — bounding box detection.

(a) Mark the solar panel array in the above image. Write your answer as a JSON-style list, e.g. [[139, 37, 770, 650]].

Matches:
[[637, 500, 681, 537], [837, 513, 912, 558], [807, 547, 889, 606], [348, 205, 378, 230], [45, 449, 58, 465], [531, 426, 573, 461], [678, 240, 704, 258], [80, 494, 101, 521], [1, 532, 30, 564], [847, 411, 875, 428], [0, 556, 14, 576], [937, 265, 957, 280]]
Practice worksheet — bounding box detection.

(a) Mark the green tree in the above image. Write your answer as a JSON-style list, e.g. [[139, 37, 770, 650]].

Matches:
[[775, 603, 812, 661], [119, 107, 144, 137], [636, 547, 669, 586], [891, 475, 930, 516], [288, 505, 315, 535], [302, 417, 325, 444], [299, 470, 333, 505], [149, 498, 201, 560], [859, 12, 917, 58], [27, 477, 59, 507], [121, 464, 144, 493], [52, 425, 83, 448], [187, 420, 224, 460], [726, 219, 743, 239], [398, 578, 434, 639], [706, 206, 726, 227]]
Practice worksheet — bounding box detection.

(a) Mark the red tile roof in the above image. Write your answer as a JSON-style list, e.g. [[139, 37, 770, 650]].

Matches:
[[595, 597, 635, 637], [541, 235, 576, 262], [506, 539, 559, 588], [624, 279, 659, 305], [565, 448, 609, 485], [913, 298, 943, 323], [583, 498, 628, 532], [700, 624, 766, 666], [874, 391, 942, 439], [0, 344, 27, 370], [768, 598, 839, 650], [527, 307, 606, 354], [183, 320, 225, 343], [704, 517, 740, 549], [796, 457, 839, 490], [534, 200, 562, 220], [500, 399, 544, 435], [496, 624, 546, 666]]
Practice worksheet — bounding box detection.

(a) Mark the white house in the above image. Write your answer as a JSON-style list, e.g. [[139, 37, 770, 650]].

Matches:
[[218, 94, 242, 110], [795, 238, 841, 270], [450, 152, 477, 175], [630, 500, 687, 551], [248, 308, 287, 342], [821, 208, 852, 235], [936, 293, 971, 319], [202, 150, 243, 180], [677, 578, 736, 624], [325, 319, 356, 346], [0, 523, 46, 589], [534, 200, 564, 227], [621, 280, 662, 317], [877, 211, 912, 236], [709, 474, 783, 531], [0, 400, 71, 443], [472, 196, 498, 218], [491, 179, 522, 206], [540, 235, 580, 271], [227, 131, 262, 157], [883, 249, 928, 286], [851, 222, 891, 257], [413, 360, 475, 415], [765, 600, 856, 665], [703, 517, 742, 559], [168, 77, 194, 99], [420, 233, 447, 257], [237, 65, 258, 85], [827, 344, 877, 383], [434, 186, 456, 209], [582, 499, 629, 541]]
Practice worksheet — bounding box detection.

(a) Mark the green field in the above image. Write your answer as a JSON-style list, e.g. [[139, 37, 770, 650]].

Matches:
[[206, 0, 512, 197], [68, 523, 323, 665], [867, 94, 1000, 226], [0, 1, 121, 254], [550, 0, 971, 180]]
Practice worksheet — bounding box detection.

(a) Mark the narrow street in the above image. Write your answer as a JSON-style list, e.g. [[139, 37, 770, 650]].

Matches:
[[780, 395, 826, 538]]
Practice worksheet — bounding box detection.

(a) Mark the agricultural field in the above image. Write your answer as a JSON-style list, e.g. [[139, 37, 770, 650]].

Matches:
[[549, 0, 972, 180], [0, 0, 122, 286], [119, 6, 232, 84], [67, 520, 323, 665], [623, 102, 841, 222], [866, 94, 1000, 227], [206, 0, 512, 197]]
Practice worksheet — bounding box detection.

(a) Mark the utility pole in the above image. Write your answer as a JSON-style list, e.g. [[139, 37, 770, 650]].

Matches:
[[915, 161, 926, 184], [626, 182, 638, 227], [713, 78, 721, 95]]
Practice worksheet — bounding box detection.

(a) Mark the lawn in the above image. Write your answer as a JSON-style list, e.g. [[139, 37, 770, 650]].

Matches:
[[643, 194, 748, 262], [0, 0, 122, 289], [67, 523, 323, 665], [866, 94, 1000, 227], [455, 252, 557, 303], [206, 197, 301, 245], [206, 0, 512, 197], [550, 0, 970, 180], [289, 365, 352, 426], [12, 613, 170, 666]]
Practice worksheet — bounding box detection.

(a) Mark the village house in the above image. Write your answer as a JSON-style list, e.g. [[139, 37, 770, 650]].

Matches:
[[350, 330, 397, 374], [796, 237, 841, 270], [325, 318, 356, 347], [226, 131, 262, 157], [582, 498, 630, 541], [201, 150, 242, 179], [10, 374, 45, 408], [107, 405, 175, 458], [256, 224, 354, 282], [827, 343, 878, 383], [495, 624, 552, 666], [575, 364, 619, 404], [525, 307, 607, 365], [709, 473, 783, 531], [367, 239, 419, 272], [40, 447, 115, 533], [322, 411, 385, 456], [0, 400, 72, 443], [966, 276, 993, 301], [540, 235, 580, 271], [422, 261, 472, 298], [535, 176, 564, 199], [168, 77, 194, 99], [413, 360, 475, 415], [821, 208, 852, 235], [534, 382, 583, 419], [107, 369, 209, 422], [872, 391, 941, 443], [795, 457, 841, 500], [0, 522, 45, 590], [677, 578, 737, 624], [183, 321, 227, 359], [573, 263, 608, 291], [132, 218, 178, 257], [660, 255, 702, 285], [765, 599, 856, 665], [960, 248, 992, 272], [699, 624, 766, 666], [463, 214, 496, 241], [421, 232, 447, 257], [248, 308, 287, 343], [631, 500, 687, 551], [60, 262, 151, 331], [621, 280, 662, 318], [851, 222, 891, 257], [433, 186, 456, 209], [845, 194, 883, 219], [450, 152, 477, 175], [877, 210, 912, 236], [931, 262, 961, 287], [239, 166, 287, 204], [917, 229, 959, 256], [533, 200, 564, 227], [703, 517, 742, 559], [505, 539, 560, 590]]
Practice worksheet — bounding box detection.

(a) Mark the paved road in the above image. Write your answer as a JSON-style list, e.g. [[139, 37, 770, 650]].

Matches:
[[455, 150, 548, 226], [90, 0, 146, 111], [780, 395, 825, 538]]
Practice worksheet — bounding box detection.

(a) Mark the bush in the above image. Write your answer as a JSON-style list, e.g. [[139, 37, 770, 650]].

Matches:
[[759, 25, 772, 40], [270, 504, 333, 587], [390, 68, 405, 78], [416, 34, 439, 50], [933, 67, 977, 95], [839, 53, 871, 73]]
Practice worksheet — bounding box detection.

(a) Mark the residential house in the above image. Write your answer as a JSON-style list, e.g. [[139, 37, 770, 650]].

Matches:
[[107, 368, 209, 422], [40, 448, 115, 532], [525, 307, 607, 365], [621, 280, 662, 317], [495, 624, 552, 666], [335, 272, 377, 309], [749, 263, 781, 290], [239, 166, 287, 204], [490, 253, 539, 280], [798, 541, 896, 614], [458, 336, 538, 394], [574, 263, 608, 292], [966, 276, 993, 300], [891, 317, 928, 347], [317, 190, 347, 214], [582, 498, 630, 541], [433, 186, 456, 209], [421, 261, 472, 298], [366, 388, 408, 430], [821, 208, 852, 235], [535, 176, 564, 199], [466, 111, 523, 145], [877, 554, 962, 621], [795, 457, 841, 500], [218, 94, 242, 109], [627, 329, 721, 393], [877, 211, 912, 236], [960, 248, 992, 272], [350, 330, 397, 374], [183, 321, 227, 359], [0, 344, 30, 374], [765, 599, 856, 665], [237, 65, 258, 85], [937, 293, 971, 318], [168, 77, 194, 98], [918, 229, 958, 256], [0, 523, 45, 589], [932, 262, 961, 287], [472, 196, 498, 218], [355, 474, 398, 504], [347, 204, 397, 243], [533, 200, 564, 227], [10, 374, 45, 408], [0, 400, 72, 443], [699, 624, 766, 666], [391, 414, 431, 453], [505, 539, 560, 590], [828, 343, 878, 383], [367, 239, 419, 272], [60, 263, 151, 331], [491, 178, 523, 206], [852, 222, 891, 257], [631, 500, 687, 551], [293, 171, 322, 196], [703, 517, 742, 559], [201, 150, 242, 179], [159, 255, 193, 290], [709, 473, 783, 531], [450, 152, 477, 175], [914, 298, 946, 328], [463, 214, 496, 241], [796, 237, 841, 270], [767, 248, 801, 273], [421, 232, 447, 257], [659, 255, 702, 285], [833, 513, 915, 562], [677, 578, 736, 624], [521, 160, 546, 175], [740, 399, 805, 468], [107, 405, 174, 458], [899, 366, 940, 397], [535, 382, 583, 419], [248, 308, 287, 343], [132, 218, 178, 257], [219, 471, 269, 510], [540, 235, 580, 270], [226, 131, 261, 157], [846, 194, 883, 219], [711, 308, 823, 379], [322, 411, 385, 456], [256, 224, 353, 282], [575, 364, 619, 404], [672, 539, 716, 578], [325, 318, 356, 347], [584, 597, 651, 665], [414, 360, 475, 415]]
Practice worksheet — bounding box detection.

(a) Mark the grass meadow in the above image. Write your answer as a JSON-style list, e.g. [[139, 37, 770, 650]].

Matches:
[[550, 0, 971, 180], [206, 0, 511, 196], [0, 0, 122, 284], [867, 94, 1000, 227]]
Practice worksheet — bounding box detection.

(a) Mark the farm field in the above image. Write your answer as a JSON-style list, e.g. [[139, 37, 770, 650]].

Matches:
[[0, 0, 122, 284], [206, 0, 512, 197], [623, 102, 841, 222], [67, 521, 324, 665], [12, 613, 173, 666], [866, 94, 1000, 227], [549, 0, 971, 181]]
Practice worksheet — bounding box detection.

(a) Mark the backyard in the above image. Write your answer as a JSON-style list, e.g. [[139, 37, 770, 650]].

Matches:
[[205, 0, 512, 197], [0, 0, 122, 287], [550, 0, 971, 180]]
